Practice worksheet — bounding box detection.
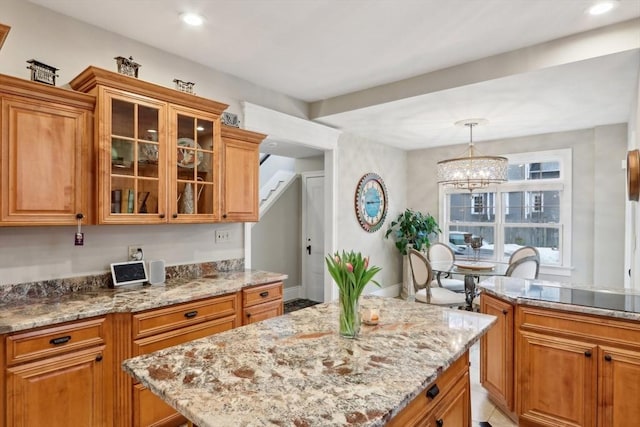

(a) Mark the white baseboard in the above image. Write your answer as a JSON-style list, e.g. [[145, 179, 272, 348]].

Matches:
[[368, 283, 401, 298], [283, 285, 302, 302]]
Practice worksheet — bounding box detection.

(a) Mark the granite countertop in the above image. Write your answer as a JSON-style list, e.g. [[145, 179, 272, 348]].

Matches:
[[122, 296, 496, 427], [0, 270, 287, 334], [479, 276, 640, 322]]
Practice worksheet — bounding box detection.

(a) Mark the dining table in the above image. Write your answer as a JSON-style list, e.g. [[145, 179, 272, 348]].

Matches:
[[430, 260, 510, 310]]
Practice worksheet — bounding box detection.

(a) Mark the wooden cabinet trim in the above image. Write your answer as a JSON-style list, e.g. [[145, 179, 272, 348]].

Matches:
[[6, 317, 106, 365], [70, 66, 228, 115], [132, 293, 238, 339]]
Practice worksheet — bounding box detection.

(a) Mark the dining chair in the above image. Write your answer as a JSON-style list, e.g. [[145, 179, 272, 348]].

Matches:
[[505, 255, 539, 279], [408, 249, 467, 307], [508, 246, 540, 278], [427, 242, 465, 292]]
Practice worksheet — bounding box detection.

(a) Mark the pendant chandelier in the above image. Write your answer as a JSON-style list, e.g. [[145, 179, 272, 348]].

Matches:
[[437, 119, 508, 192]]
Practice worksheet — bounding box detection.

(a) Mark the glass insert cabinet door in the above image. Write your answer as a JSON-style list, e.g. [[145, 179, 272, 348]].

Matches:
[[107, 94, 166, 223], [170, 106, 219, 221]]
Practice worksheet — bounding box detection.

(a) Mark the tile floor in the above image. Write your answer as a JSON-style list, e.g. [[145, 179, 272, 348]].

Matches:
[[469, 342, 518, 427]]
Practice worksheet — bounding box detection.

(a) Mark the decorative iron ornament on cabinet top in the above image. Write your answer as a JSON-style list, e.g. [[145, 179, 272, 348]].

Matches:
[[26, 59, 58, 86], [114, 56, 141, 78]]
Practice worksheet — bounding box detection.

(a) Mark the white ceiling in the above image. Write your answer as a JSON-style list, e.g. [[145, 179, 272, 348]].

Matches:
[[31, 0, 640, 154]]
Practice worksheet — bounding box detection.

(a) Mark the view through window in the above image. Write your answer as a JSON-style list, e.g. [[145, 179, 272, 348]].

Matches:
[[440, 149, 571, 270]]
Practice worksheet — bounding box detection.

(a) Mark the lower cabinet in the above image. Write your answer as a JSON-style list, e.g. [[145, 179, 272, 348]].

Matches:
[[387, 351, 470, 427], [3, 317, 108, 427], [242, 282, 283, 325], [480, 293, 516, 421], [516, 305, 640, 427], [130, 293, 241, 427]]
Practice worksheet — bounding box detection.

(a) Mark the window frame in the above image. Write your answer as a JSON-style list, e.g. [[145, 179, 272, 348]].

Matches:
[[439, 148, 572, 276]]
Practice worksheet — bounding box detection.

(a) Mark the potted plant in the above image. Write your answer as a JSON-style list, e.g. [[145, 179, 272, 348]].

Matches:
[[385, 209, 440, 300], [385, 209, 441, 255]]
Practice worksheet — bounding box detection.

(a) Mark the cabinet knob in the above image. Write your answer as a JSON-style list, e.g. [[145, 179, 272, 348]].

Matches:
[[604, 354, 612, 362], [425, 384, 440, 399], [584, 351, 592, 358], [172, 213, 178, 219], [259, 291, 269, 298], [159, 213, 165, 219], [75, 213, 84, 220], [49, 335, 72, 346], [95, 354, 103, 362], [436, 419, 444, 427], [222, 214, 228, 219], [184, 310, 198, 319], [246, 313, 252, 318], [502, 309, 508, 315]]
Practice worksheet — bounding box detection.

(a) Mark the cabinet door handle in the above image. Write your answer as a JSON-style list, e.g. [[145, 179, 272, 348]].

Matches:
[[259, 291, 269, 298], [184, 310, 198, 318], [425, 384, 439, 399], [604, 354, 612, 362], [95, 354, 103, 362], [49, 335, 72, 345], [584, 350, 592, 358], [436, 419, 444, 427]]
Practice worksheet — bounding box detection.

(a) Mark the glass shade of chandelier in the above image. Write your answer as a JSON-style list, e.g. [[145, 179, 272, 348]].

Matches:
[[437, 119, 508, 192]]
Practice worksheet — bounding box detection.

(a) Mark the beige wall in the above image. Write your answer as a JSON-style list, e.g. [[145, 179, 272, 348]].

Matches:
[[336, 133, 407, 292], [406, 125, 628, 286], [251, 179, 301, 290]]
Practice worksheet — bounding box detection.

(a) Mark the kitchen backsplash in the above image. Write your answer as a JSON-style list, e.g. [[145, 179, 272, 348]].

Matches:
[[0, 258, 244, 304]]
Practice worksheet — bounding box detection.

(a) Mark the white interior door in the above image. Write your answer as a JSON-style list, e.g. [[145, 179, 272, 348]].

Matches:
[[302, 173, 324, 302]]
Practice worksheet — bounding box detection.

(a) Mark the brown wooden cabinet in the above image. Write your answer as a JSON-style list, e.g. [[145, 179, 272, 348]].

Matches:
[[220, 126, 266, 222], [0, 74, 94, 225], [480, 293, 516, 421], [130, 293, 241, 427], [387, 351, 471, 427], [4, 317, 108, 427], [70, 66, 228, 224], [242, 281, 283, 325], [516, 304, 640, 427]]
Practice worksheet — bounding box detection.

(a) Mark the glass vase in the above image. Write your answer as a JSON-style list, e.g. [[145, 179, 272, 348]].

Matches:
[[338, 292, 361, 338]]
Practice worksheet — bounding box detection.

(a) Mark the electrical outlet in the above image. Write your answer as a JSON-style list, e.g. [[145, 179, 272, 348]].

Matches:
[[215, 230, 230, 243], [128, 245, 144, 261]]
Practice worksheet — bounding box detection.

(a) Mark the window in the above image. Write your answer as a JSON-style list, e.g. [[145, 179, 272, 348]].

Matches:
[[440, 149, 572, 275]]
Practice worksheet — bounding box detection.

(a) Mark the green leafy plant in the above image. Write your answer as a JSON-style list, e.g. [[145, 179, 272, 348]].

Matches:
[[325, 251, 382, 338], [384, 209, 441, 255]]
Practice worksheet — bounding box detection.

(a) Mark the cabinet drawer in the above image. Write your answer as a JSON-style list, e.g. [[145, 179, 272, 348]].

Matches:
[[132, 294, 238, 339], [387, 351, 469, 426], [517, 305, 640, 350], [242, 282, 283, 307], [243, 299, 283, 325], [133, 315, 238, 356], [6, 317, 106, 365]]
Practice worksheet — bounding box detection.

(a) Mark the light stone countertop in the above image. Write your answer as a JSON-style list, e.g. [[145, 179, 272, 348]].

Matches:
[[0, 270, 287, 334], [122, 296, 496, 427], [479, 276, 640, 322]]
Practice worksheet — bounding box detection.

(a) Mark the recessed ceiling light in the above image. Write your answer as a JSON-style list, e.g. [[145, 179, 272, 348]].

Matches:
[[180, 12, 204, 26], [587, 0, 619, 15]]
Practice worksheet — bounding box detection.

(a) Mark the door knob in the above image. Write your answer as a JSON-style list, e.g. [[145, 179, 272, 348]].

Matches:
[[306, 245, 311, 255]]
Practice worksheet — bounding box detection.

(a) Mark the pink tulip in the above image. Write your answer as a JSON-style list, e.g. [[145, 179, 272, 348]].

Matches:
[[346, 263, 353, 272], [364, 257, 369, 269], [335, 255, 341, 263]]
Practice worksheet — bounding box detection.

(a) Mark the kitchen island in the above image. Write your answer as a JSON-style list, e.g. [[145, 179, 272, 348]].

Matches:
[[122, 296, 496, 426], [478, 276, 640, 426]]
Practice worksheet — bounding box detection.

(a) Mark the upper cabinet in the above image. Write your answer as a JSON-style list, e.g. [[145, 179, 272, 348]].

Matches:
[[70, 66, 229, 224], [221, 126, 266, 222], [0, 74, 95, 226]]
